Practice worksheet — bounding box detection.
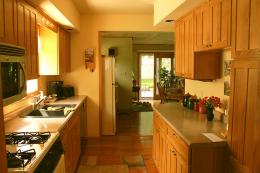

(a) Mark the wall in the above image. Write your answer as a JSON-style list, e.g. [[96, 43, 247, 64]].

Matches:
[[101, 37, 133, 110], [56, 14, 172, 137], [185, 49, 231, 110]]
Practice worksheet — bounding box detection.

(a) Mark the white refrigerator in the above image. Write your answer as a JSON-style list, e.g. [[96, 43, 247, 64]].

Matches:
[[102, 56, 117, 135]]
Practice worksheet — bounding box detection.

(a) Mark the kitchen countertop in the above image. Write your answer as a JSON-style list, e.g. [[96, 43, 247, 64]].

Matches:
[[153, 102, 227, 146], [4, 95, 87, 133]]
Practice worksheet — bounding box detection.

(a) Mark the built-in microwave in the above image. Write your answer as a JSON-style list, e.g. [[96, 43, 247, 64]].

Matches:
[[0, 43, 26, 106]]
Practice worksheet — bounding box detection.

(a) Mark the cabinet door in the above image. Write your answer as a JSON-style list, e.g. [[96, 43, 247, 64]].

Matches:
[[61, 112, 81, 173], [210, 0, 231, 49], [17, 1, 38, 79], [183, 13, 194, 79], [59, 27, 71, 74], [201, 3, 211, 49], [176, 154, 188, 173], [159, 131, 167, 173], [0, 0, 17, 44], [166, 142, 177, 173], [194, 3, 210, 51], [232, 0, 260, 58], [153, 121, 160, 169], [228, 60, 260, 173], [174, 21, 183, 77]]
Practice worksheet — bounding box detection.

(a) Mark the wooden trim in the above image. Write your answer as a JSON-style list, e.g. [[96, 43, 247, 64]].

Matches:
[[0, 65, 7, 173], [98, 31, 102, 136]]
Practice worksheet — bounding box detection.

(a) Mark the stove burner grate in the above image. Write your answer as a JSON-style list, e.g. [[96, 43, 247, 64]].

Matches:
[[7, 149, 36, 168], [5, 132, 51, 145]]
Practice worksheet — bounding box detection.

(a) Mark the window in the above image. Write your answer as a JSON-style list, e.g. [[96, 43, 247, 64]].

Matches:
[[27, 79, 38, 94]]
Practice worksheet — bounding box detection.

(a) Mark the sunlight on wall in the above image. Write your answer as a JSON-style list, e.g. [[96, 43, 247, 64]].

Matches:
[[27, 79, 38, 94]]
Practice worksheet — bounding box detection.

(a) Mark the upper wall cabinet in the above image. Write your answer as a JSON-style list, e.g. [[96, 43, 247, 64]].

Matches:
[[232, 0, 260, 58], [17, 0, 38, 80], [59, 27, 71, 74], [194, 0, 231, 51], [0, 0, 17, 45], [175, 13, 221, 80]]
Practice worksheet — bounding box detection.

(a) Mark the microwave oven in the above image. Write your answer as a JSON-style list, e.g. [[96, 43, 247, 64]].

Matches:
[[0, 43, 26, 106]]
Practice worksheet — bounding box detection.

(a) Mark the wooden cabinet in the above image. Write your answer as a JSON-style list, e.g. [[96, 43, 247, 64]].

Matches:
[[0, 0, 17, 45], [175, 13, 194, 78], [232, 0, 260, 58], [166, 142, 177, 173], [58, 27, 71, 74], [153, 110, 226, 173], [60, 110, 81, 173], [194, 0, 231, 51], [0, 70, 7, 173], [175, 14, 221, 80], [17, 0, 38, 79], [228, 60, 260, 173]]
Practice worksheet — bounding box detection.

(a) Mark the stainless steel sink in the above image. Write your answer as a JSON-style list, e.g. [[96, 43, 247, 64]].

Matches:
[[22, 104, 76, 118]]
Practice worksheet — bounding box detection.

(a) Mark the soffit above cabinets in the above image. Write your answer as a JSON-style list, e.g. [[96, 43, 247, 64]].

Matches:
[[72, 0, 154, 15], [101, 31, 174, 45], [154, 0, 206, 26], [27, 0, 80, 31]]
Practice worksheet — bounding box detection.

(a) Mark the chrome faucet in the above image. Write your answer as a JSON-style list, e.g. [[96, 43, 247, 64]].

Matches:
[[33, 96, 47, 110]]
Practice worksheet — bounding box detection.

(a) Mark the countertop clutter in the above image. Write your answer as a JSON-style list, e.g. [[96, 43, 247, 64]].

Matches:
[[4, 95, 86, 133], [5, 95, 87, 173], [153, 102, 227, 145]]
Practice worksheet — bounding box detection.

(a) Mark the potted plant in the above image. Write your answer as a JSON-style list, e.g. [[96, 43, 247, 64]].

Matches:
[[159, 67, 174, 91]]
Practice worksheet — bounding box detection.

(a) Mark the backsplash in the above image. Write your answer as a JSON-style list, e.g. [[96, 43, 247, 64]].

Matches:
[[185, 49, 231, 111]]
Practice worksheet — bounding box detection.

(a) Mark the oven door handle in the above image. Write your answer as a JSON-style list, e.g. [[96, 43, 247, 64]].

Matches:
[[19, 63, 26, 93]]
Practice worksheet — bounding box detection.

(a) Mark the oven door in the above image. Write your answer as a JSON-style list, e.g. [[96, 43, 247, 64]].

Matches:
[[53, 154, 65, 173]]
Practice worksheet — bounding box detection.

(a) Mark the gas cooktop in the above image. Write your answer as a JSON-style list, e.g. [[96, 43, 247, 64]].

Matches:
[[6, 131, 59, 172]]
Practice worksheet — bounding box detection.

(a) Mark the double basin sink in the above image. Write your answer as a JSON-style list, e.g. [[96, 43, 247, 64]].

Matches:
[[22, 104, 77, 118]]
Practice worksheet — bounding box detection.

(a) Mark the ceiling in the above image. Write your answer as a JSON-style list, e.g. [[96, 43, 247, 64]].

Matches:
[[101, 31, 174, 44], [72, 0, 154, 14]]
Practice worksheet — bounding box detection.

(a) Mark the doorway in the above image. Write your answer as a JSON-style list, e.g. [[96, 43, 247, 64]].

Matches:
[[139, 52, 173, 99]]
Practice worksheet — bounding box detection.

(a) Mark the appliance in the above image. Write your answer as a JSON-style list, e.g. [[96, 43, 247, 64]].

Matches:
[[47, 81, 63, 97], [102, 56, 116, 135], [6, 131, 63, 173], [62, 85, 74, 97], [0, 43, 26, 106]]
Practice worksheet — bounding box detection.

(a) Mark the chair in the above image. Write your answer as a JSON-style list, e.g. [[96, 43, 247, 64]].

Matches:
[[157, 82, 184, 104]]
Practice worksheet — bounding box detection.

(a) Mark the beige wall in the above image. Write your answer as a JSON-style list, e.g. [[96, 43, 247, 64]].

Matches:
[[101, 37, 133, 110], [185, 49, 231, 110], [56, 14, 172, 137]]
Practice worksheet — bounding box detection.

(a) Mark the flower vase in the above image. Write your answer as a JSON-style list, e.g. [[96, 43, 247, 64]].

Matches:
[[199, 105, 206, 114], [206, 108, 214, 121]]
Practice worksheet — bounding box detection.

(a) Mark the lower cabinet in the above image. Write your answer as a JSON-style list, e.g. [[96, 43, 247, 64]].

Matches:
[[60, 110, 81, 173], [153, 111, 225, 173]]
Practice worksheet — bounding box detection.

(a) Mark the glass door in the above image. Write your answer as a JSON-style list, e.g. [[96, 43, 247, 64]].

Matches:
[[139, 53, 154, 98], [154, 52, 173, 99]]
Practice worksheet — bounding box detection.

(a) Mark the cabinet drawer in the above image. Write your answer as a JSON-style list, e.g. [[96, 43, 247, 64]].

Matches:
[[167, 127, 189, 163]]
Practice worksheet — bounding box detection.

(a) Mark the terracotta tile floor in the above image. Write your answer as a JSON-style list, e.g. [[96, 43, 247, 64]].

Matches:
[[78, 110, 159, 173]]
